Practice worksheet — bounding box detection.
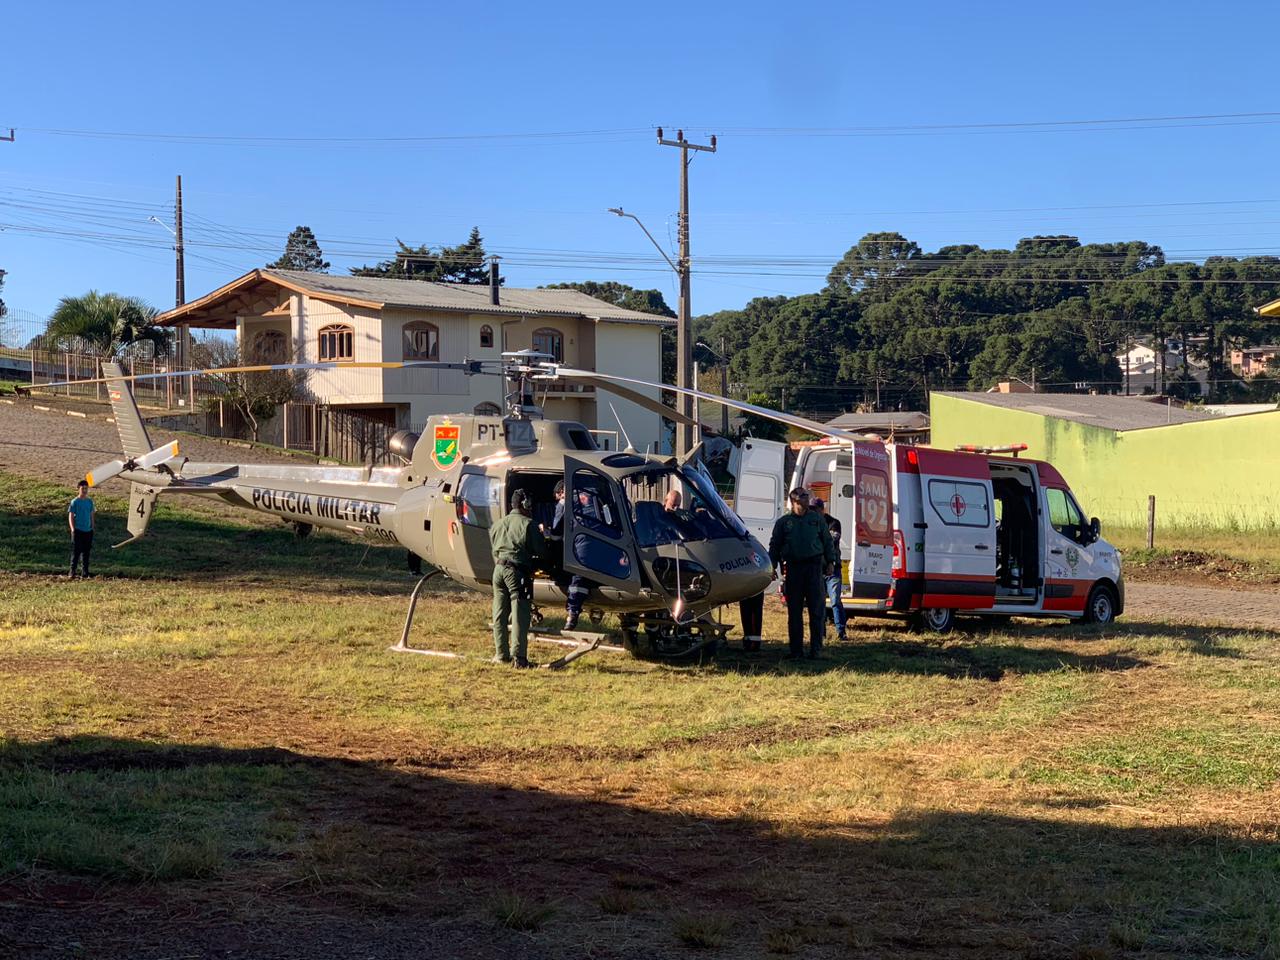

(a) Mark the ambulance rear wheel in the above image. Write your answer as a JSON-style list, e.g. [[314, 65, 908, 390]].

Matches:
[[912, 607, 956, 634], [1083, 583, 1117, 625]]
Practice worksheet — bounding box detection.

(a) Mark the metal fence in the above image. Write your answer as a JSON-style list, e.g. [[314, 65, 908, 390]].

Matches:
[[21, 349, 226, 411], [198, 401, 398, 465]]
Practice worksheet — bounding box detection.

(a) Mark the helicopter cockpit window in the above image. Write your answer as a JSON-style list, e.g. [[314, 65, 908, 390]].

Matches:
[[457, 473, 503, 528], [625, 467, 748, 547], [570, 470, 621, 539]]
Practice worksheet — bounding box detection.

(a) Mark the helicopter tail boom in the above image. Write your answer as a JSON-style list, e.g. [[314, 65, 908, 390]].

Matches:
[[101, 361, 154, 460]]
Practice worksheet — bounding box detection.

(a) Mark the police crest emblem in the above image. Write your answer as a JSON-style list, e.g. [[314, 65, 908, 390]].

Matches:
[[432, 422, 460, 469]]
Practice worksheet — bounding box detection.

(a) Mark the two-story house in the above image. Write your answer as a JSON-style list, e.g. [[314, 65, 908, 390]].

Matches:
[[1230, 344, 1280, 377], [156, 269, 673, 453]]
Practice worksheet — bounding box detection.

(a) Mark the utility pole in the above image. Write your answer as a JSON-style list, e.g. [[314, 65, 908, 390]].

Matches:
[[719, 335, 729, 436], [0, 129, 14, 143], [174, 175, 188, 368], [657, 128, 716, 457]]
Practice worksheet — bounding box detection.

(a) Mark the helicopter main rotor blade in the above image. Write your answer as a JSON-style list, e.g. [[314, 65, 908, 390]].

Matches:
[[534, 371, 698, 428], [40, 359, 495, 390], [548, 367, 869, 443]]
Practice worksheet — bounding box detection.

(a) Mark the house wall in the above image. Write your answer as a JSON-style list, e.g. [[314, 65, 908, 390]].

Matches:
[[249, 292, 665, 442], [594, 321, 664, 455], [294, 297, 385, 402], [236, 316, 293, 359], [929, 393, 1280, 530]]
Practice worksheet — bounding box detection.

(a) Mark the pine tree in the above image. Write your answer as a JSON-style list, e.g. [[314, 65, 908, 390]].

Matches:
[[266, 226, 330, 273], [350, 227, 500, 284]]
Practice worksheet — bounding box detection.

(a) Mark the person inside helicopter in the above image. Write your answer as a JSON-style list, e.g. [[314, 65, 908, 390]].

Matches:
[[627, 466, 746, 548]]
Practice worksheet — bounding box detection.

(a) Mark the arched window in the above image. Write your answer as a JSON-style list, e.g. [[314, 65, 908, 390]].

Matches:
[[474, 401, 501, 416], [250, 329, 286, 362], [317, 324, 354, 361], [532, 327, 563, 362], [403, 321, 439, 361], [479, 324, 494, 348]]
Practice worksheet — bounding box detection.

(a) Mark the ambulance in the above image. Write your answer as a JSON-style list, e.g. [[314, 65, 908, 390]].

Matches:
[[730, 438, 1124, 631]]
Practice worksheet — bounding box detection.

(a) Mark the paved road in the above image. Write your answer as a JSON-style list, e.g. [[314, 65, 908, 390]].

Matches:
[[1125, 581, 1280, 631], [0, 398, 301, 521]]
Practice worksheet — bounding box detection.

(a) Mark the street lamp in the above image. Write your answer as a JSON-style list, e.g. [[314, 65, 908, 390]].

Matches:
[[608, 206, 694, 454], [608, 207, 679, 273], [147, 214, 176, 237], [147, 216, 189, 367]]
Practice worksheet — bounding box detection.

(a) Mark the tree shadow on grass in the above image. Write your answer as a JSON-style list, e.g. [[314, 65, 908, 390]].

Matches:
[[1, 735, 1276, 960], [0, 502, 417, 593], [709, 639, 1149, 681], [992, 617, 1266, 658]]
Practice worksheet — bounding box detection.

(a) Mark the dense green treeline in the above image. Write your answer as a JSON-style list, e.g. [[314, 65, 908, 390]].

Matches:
[[695, 232, 1280, 410]]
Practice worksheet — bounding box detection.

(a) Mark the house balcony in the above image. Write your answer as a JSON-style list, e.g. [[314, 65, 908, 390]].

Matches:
[[536, 378, 597, 399]]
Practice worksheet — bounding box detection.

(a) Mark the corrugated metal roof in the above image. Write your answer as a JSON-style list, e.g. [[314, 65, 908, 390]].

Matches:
[[933, 391, 1214, 431], [264, 270, 674, 325], [825, 411, 930, 432]]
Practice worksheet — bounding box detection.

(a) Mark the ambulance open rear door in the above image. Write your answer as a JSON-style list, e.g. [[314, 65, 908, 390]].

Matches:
[[847, 441, 893, 607], [914, 449, 997, 612]]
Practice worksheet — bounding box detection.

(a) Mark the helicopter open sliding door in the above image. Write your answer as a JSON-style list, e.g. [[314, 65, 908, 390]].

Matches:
[[563, 456, 641, 592]]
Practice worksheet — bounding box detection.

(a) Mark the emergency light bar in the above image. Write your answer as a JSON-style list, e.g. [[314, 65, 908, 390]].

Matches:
[[954, 443, 1029, 457]]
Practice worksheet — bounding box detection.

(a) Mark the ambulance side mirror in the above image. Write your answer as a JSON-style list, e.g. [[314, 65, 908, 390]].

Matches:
[[1089, 517, 1101, 544]]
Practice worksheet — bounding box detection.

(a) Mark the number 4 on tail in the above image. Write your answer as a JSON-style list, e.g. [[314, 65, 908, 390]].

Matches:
[[115, 484, 158, 549]]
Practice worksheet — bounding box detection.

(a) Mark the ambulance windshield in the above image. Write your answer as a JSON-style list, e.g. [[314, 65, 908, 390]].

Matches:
[[622, 466, 749, 547]]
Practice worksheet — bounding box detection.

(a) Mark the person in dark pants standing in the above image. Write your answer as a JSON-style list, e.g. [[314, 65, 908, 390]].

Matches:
[[811, 497, 847, 642], [768, 487, 838, 659], [489, 490, 546, 668], [67, 479, 96, 578], [738, 589, 765, 652], [543, 480, 590, 630]]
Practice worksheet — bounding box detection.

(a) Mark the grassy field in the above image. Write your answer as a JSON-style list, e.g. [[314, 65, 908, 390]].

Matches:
[[2, 471, 1279, 957], [1106, 523, 1280, 573]]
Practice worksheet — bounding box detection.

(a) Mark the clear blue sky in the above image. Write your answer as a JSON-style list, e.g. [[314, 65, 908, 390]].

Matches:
[[4, 0, 1280, 332]]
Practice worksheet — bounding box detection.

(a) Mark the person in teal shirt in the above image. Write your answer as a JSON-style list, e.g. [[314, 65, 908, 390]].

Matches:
[[67, 479, 95, 578]]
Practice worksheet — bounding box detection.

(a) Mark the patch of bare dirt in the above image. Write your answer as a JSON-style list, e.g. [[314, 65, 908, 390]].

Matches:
[[1124, 550, 1280, 588]]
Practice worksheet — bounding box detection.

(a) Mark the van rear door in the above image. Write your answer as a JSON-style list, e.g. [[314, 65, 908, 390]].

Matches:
[[849, 441, 893, 602], [916, 449, 997, 610], [731, 438, 787, 545]]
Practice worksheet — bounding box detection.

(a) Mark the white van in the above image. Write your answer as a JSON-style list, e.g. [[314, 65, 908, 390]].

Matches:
[[731, 438, 1124, 631]]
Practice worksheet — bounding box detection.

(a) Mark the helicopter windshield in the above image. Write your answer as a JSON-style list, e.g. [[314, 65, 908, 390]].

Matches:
[[623, 465, 749, 547]]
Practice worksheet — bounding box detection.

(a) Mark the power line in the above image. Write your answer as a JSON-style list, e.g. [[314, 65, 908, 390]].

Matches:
[[8, 111, 1280, 147], [9, 126, 650, 147]]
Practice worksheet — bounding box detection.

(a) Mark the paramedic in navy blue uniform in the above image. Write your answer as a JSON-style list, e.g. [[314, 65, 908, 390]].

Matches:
[[768, 487, 839, 659], [811, 497, 847, 642]]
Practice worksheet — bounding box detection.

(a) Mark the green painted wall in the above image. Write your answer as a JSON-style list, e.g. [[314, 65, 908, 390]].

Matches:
[[929, 394, 1280, 530]]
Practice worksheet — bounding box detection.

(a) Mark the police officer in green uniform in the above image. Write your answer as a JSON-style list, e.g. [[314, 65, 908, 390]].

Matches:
[[768, 487, 838, 659], [490, 489, 546, 668]]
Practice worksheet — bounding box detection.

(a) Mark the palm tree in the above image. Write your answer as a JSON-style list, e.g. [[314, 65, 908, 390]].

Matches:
[[45, 291, 170, 357]]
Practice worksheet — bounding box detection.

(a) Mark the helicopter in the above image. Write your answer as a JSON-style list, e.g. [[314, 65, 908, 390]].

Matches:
[[54, 351, 870, 662]]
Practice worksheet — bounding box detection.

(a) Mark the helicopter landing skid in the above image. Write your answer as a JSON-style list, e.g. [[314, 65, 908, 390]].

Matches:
[[392, 572, 607, 669], [533, 630, 626, 654], [618, 611, 731, 663]]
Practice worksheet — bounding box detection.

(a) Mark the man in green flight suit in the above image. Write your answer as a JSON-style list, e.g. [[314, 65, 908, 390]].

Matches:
[[768, 487, 839, 659], [490, 489, 546, 668]]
